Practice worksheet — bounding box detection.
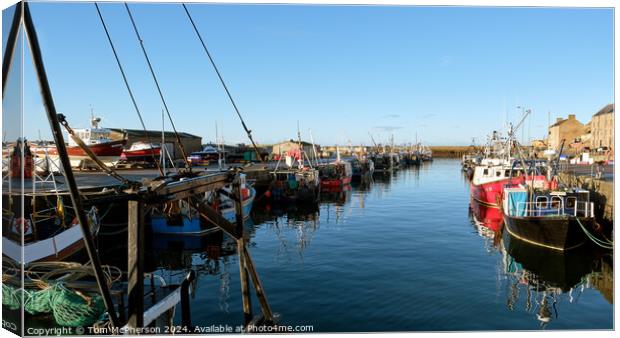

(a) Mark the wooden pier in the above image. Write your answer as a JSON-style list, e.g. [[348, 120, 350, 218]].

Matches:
[[2, 2, 276, 332]]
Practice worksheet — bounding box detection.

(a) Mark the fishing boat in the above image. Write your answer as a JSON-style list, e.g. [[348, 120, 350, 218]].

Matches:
[[350, 157, 374, 181], [471, 159, 549, 208], [419, 145, 433, 161], [268, 167, 320, 204], [502, 183, 593, 251], [470, 158, 516, 207], [33, 116, 125, 168], [318, 160, 352, 191], [150, 175, 255, 235], [389, 153, 401, 170], [401, 151, 421, 166], [369, 153, 392, 173], [120, 141, 161, 162]]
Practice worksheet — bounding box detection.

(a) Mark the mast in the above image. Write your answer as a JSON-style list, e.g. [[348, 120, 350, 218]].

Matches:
[[216, 121, 222, 170], [297, 121, 303, 167], [161, 108, 165, 173], [309, 128, 319, 166]]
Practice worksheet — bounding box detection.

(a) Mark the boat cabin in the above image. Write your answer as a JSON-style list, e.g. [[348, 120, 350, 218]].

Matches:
[[503, 186, 593, 218]]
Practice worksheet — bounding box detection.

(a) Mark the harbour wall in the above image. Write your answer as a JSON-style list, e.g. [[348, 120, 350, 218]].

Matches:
[[428, 146, 474, 158], [558, 172, 614, 228]]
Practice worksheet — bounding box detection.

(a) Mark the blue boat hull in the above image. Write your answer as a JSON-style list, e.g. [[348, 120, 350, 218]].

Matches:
[[151, 187, 255, 235]]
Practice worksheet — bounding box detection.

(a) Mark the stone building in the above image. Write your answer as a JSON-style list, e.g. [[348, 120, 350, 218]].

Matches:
[[590, 103, 614, 150], [271, 140, 319, 158], [547, 114, 586, 150]]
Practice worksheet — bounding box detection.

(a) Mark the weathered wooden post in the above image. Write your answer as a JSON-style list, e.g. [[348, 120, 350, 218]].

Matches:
[[22, 1, 120, 327], [2, 1, 21, 97], [234, 174, 253, 327], [243, 246, 274, 323], [181, 270, 195, 328], [127, 199, 145, 328]]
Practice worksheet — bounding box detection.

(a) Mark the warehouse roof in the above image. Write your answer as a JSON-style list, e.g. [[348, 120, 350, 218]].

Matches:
[[110, 128, 201, 140]]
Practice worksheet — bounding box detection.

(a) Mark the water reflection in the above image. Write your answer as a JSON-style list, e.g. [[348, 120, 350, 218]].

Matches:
[[252, 204, 320, 263], [138, 161, 611, 331], [469, 192, 613, 328]]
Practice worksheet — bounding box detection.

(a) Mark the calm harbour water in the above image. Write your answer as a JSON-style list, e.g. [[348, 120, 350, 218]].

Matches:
[[147, 159, 613, 332]]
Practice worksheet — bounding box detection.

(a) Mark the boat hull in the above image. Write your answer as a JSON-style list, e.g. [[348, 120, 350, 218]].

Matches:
[[39, 140, 126, 168], [320, 176, 352, 191], [470, 178, 513, 207], [503, 214, 588, 251], [151, 188, 256, 235], [121, 147, 161, 162]]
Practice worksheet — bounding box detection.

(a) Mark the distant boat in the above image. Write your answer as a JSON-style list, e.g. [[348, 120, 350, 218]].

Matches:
[[401, 151, 421, 166], [350, 157, 374, 181], [33, 116, 125, 168], [419, 146, 433, 161], [369, 153, 392, 173], [268, 168, 321, 204], [188, 145, 220, 166], [121, 141, 161, 162], [318, 160, 352, 191]]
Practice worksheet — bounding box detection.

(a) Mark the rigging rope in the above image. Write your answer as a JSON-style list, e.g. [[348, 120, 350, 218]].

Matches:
[[182, 3, 265, 163], [124, 2, 191, 170], [94, 2, 164, 176]]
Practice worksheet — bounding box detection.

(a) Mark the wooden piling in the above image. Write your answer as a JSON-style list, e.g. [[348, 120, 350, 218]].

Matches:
[[180, 270, 195, 328], [234, 176, 253, 326], [127, 199, 145, 328], [22, 1, 120, 327], [243, 246, 274, 323], [238, 242, 253, 326]]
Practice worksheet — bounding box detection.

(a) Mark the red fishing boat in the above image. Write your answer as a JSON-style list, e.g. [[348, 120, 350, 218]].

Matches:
[[318, 160, 352, 191], [470, 158, 518, 207], [32, 116, 125, 168], [470, 158, 548, 208], [120, 141, 161, 162]]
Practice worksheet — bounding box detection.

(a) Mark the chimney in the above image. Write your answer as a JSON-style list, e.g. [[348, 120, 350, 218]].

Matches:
[[556, 117, 563, 123], [568, 114, 576, 120]]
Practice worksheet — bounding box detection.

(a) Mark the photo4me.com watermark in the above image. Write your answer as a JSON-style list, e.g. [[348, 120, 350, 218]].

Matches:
[[22, 323, 314, 335]]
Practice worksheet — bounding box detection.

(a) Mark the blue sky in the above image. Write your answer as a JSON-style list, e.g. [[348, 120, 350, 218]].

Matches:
[[2, 2, 614, 146]]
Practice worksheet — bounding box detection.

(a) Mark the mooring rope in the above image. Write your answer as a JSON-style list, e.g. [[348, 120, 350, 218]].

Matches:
[[575, 218, 613, 249], [2, 260, 122, 327]]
